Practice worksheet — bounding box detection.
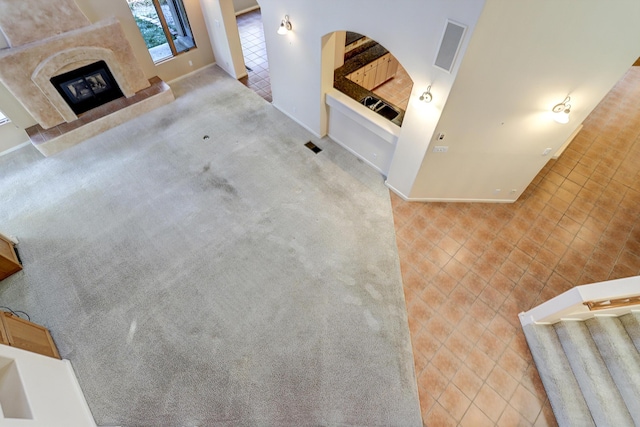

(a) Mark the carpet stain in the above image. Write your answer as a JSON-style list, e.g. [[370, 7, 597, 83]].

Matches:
[[200, 164, 238, 196]]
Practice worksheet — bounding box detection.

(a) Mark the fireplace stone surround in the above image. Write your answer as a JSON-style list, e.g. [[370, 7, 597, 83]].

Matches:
[[0, 0, 174, 156]]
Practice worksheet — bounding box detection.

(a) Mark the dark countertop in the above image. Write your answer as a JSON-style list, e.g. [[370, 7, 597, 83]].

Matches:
[[345, 31, 365, 46], [333, 44, 404, 126]]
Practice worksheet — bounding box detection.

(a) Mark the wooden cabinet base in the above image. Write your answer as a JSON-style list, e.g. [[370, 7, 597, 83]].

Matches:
[[0, 312, 61, 359], [0, 235, 22, 281]]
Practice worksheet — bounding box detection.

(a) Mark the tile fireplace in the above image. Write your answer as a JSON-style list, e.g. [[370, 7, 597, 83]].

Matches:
[[0, 0, 174, 156]]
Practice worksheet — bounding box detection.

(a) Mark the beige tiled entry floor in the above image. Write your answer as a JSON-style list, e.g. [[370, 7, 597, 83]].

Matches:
[[393, 66, 640, 426], [237, 9, 272, 103]]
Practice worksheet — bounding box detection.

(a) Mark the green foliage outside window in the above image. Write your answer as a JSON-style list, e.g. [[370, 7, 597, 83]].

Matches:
[[134, 17, 167, 49]]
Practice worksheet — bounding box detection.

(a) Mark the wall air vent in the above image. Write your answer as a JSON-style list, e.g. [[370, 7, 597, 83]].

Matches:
[[434, 20, 467, 73]]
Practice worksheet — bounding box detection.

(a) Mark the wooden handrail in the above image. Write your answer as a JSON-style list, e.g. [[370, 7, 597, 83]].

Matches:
[[584, 295, 640, 311]]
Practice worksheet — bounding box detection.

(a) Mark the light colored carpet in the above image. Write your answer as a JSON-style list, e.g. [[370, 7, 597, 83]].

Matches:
[[0, 66, 421, 426], [523, 313, 640, 426]]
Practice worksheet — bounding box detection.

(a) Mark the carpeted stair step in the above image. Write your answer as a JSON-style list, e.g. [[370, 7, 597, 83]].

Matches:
[[555, 321, 634, 426], [620, 312, 640, 352], [522, 323, 595, 427], [585, 316, 640, 425]]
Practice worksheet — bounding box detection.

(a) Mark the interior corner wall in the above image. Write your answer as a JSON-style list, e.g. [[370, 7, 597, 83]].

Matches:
[[408, 0, 640, 202], [232, 0, 258, 14], [0, 82, 33, 152], [199, 0, 247, 79], [259, 0, 486, 195]]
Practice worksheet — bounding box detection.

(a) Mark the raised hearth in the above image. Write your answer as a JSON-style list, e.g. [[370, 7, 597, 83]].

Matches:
[[0, 0, 174, 155], [26, 77, 174, 157]]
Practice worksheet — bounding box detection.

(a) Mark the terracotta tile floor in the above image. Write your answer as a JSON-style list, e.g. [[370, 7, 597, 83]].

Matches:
[[373, 63, 413, 111], [236, 9, 272, 103], [393, 66, 640, 426]]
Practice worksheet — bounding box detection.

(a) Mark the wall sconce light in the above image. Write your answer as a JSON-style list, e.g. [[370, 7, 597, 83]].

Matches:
[[419, 85, 433, 103], [552, 96, 571, 124], [277, 15, 292, 35]]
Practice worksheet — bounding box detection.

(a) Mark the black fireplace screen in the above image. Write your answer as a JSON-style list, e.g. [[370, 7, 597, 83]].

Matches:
[[50, 60, 124, 116]]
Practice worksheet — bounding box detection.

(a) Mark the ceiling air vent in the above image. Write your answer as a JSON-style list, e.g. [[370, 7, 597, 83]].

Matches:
[[434, 20, 467, 73]]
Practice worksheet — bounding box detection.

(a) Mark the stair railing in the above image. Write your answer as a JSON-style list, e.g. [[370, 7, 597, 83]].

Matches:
[[519, 275, 640, 326]]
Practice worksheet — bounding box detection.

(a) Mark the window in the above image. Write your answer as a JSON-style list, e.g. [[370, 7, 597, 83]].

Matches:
[[0, 111, 9, 126], [128, 0, 196, 64]]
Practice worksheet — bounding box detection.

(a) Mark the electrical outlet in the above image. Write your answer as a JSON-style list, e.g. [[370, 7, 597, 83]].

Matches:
[[433, 146, 448, 153], [494, 188, 501, 194], [542, 147, 553, 156]]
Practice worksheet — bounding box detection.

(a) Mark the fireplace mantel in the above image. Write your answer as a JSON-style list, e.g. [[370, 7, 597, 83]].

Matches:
[[0, 17, 149, 130]]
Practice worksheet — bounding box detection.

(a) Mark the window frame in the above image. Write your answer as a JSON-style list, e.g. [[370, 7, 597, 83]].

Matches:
[[129, 0, 196, 64], [0, 111, 10, 126]]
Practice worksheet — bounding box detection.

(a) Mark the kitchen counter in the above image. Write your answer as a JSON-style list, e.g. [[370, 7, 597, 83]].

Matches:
[[345, 31, 365, 46], [333, 43, 405, 126]]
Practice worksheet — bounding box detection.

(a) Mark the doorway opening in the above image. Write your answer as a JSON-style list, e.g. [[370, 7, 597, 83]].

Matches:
[[236, 9, 272, 102], [334, 32, 413, 120], [127, 0, 196, 64]]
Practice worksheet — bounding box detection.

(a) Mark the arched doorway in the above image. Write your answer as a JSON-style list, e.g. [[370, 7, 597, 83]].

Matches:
[[320, 31, 414, 176], [340, 32, 413, 113]]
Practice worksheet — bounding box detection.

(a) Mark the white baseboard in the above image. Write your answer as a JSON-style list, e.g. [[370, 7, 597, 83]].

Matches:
[[402, 196, 515, 203], [166, 63, 216, 85], [383, 183, 517, 203], [0, 140, 30, 157], [271, 103, 322, 138], [327, 132, 386, 177], [384, 181, 410, 200]]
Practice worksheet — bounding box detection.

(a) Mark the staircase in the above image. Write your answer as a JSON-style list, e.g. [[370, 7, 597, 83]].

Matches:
[[523, 312, 640, 426]]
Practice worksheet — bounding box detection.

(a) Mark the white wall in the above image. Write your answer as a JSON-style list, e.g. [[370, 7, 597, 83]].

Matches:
[[409, 0, 640, 201], [200, 0, 247, 79], [0, 83, 32, 152], [0, 345, 96, 426], [232, 0, 258, 14], [258, 0, 640, 202], [0, 23, 33, 150], [258, 0, 487, 197]]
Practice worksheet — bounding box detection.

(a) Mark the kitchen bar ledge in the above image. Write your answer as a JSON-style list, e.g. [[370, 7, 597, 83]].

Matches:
[[326, 90, 400, 143], [326, 89, 399, 176]]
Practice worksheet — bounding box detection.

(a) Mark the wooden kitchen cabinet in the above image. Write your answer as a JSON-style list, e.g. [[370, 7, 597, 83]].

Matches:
[[0, 234, 21, 281], [386, 55, 399, 80], [374, 53, 390, 87], [346, 53, 399, 91], [350, 68, 364, 85], [0, 312, 61, 359], [363, 63, 377, 90]]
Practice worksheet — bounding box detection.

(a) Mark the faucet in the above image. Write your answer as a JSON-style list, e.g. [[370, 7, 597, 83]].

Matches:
[[370, 100, 383, 111]]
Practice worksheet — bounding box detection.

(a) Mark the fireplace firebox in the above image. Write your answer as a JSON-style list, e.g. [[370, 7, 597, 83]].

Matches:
[[50, 60, 124, 115]]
